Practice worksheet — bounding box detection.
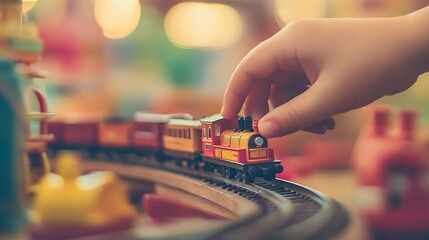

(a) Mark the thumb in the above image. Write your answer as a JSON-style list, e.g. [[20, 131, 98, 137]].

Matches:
[[258, 78, 349, 137]]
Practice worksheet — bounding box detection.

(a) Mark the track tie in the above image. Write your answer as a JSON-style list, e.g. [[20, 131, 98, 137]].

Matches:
[[233, 189, 246, 194], [213, 181, 224, 186]]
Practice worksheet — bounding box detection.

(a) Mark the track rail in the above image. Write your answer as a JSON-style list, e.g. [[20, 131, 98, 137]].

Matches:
[[79, 156, 348, 240]]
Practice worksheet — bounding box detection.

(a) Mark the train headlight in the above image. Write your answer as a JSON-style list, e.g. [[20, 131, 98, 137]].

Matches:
[[254, 137, 264, 146]]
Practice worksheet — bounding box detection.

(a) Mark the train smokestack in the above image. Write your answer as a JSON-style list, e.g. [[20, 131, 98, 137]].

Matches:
[[237, 116, 244, 131], [253, 120, 259, 134], [243, 116, 253, 132]]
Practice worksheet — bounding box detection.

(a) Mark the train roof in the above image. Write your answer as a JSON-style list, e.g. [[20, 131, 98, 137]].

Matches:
[[133, 112, 193, 123], [200, 114, 224, 123], [104, 116, 130, 123], [167, 119, 201, 127]]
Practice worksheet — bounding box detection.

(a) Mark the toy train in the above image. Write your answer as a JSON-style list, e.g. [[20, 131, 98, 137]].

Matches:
[[48, 112, 284, 183]]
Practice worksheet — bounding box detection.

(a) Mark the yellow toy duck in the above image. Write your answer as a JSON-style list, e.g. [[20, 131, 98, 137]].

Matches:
[[30, 152, 136, 239]]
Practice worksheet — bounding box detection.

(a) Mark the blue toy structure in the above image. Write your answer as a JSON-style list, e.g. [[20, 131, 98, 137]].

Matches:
[[0, 59, 26, 234]]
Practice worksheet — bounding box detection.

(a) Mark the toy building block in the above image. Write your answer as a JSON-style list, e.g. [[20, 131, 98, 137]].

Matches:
[[353, 107, 429, 237], [30, 152, 137, 240], [0, 59, 27, 234], [144, 194, 226, 223]]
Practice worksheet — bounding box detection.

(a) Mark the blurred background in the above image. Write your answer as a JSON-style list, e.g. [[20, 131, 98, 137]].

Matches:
[[26, 0, 429, 158], [23, 1, 429, 238]]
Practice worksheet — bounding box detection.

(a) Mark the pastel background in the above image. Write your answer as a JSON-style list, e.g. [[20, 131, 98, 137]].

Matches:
[[26, 0, 429, 162]]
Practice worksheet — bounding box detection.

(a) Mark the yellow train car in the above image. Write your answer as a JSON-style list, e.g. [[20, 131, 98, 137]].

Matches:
[[163, 119, 202, 160]]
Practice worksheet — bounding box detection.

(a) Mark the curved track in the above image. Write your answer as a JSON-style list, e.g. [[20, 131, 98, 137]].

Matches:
[[80, 156, 348, 240]]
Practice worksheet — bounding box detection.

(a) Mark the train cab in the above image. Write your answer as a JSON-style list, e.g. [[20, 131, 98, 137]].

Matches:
[[200, 114, 233, 157]]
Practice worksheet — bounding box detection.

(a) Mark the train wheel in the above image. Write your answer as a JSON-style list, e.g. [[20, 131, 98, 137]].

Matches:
[[88, 150, 97, 159], [125, 153, 139, 164], [244, 172, 255, 183], [193, 161, 200, 170], [186, 160, 193, 169], [204, 163, 215, 172], [235, 170, 245, 182], [264, 174, 275, 181], [224, 168, 235, 179], [80, 150, 90, 160], [198, 162, 205, 170], [174, 159, 182, 167], [262, 167, 275, 181], [215, 166, 224, 175]]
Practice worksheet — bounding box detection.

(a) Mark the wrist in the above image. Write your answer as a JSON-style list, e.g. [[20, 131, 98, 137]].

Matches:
[[407, 7, 429, 74]]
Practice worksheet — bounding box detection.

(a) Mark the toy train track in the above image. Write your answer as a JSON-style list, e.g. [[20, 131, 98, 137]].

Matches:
[[81, 156, 348, 240]]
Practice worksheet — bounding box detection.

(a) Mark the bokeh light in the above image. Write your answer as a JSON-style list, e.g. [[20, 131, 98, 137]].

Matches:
[[275, 0, 328, 26], [23, 0, 38, 14], [164, 2, 242, 48], [94, 0, 141, 39]]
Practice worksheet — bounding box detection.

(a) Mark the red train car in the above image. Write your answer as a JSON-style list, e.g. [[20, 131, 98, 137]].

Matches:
[[98, 117, 132, 148], [48, 117, 99, 151]]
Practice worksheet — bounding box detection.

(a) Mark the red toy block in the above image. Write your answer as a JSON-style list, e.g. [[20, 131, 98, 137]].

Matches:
[[353, 107, 429, 235]]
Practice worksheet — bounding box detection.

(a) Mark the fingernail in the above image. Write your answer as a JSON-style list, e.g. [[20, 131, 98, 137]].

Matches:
[[259, 120, 279, 138]]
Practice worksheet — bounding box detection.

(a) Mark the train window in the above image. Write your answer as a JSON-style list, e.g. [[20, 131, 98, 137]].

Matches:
[[137, 124, 157, 137], [140, 124, 154, 132], [215, 124, 221, 136], [173, 129, 178, 137], [203, 127, 207, 138], [179, 129, 183, 138], [188, 129, 191, 139], [208, 127, 212, 139], [184, 129, 188, 139]]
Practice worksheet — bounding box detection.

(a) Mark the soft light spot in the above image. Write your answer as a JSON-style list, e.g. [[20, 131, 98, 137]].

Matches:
[[94, 0, 141, 39], [164, 2, 242, 48]]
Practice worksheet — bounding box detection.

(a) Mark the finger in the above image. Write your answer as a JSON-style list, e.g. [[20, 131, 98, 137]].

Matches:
[[221, 35, 298, 119], [326, 117, 336, 130], [269, 84, 302, 110], [244, 80, 271, 120], [258, 75, 347, 137], [221, 41, 278, 119], [269, 78, 336, 135], [302, 117, 336, 134], [303, 121, 328, 134]]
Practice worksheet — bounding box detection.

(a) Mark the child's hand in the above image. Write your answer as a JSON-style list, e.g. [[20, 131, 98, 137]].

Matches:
[[222, 13, 427, 138]]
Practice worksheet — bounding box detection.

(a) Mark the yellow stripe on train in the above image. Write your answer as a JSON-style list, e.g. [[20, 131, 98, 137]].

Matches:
[[215, 148, 271, 162], [216, 149, 239, 161]]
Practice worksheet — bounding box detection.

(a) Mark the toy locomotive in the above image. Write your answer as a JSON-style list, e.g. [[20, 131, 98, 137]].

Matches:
[[48, 113, 284, 183]]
